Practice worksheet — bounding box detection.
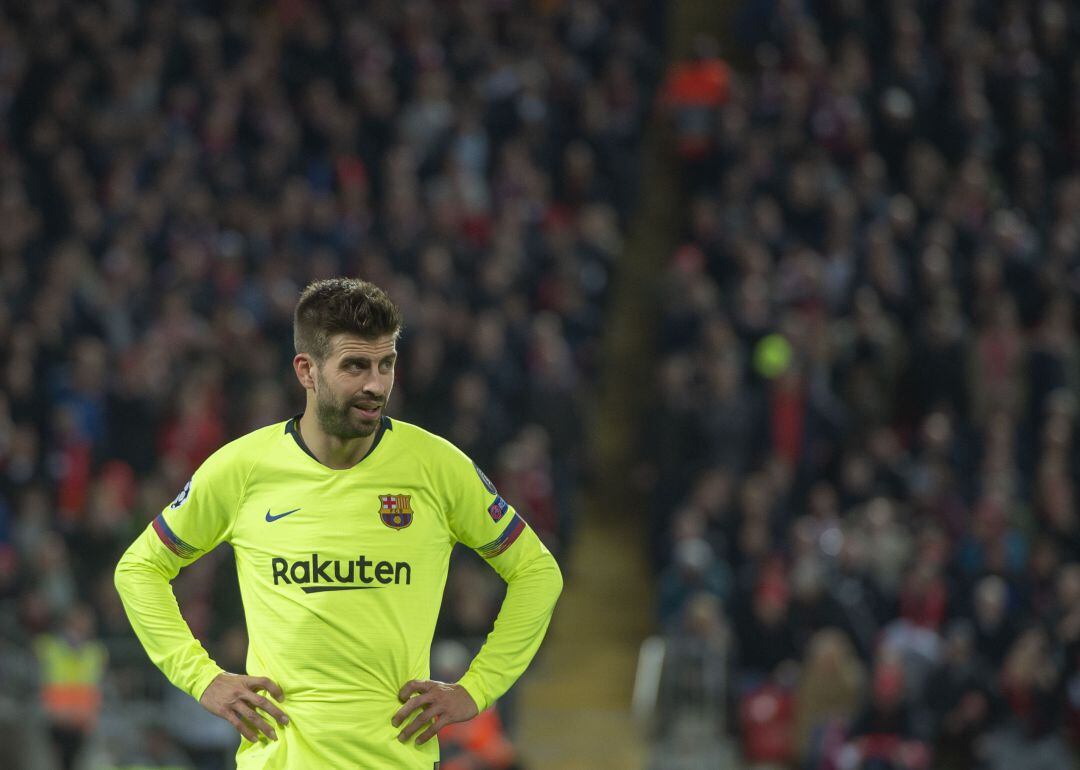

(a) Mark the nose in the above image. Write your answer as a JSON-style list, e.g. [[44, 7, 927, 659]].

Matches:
[[363, 374, 389, 399]]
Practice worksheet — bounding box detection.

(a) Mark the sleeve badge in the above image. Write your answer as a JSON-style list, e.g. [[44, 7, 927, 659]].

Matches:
[[488, 495, 509, 522]]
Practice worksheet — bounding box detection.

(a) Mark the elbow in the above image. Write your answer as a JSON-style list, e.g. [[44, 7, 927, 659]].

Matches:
[[507, 549, 563, 606], [547, 553, 564, 604], [113, 549, 135, 598], [113, 545, 162, 598]]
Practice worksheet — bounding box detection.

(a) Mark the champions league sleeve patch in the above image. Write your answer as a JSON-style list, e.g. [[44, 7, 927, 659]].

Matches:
[[473, 462, 498, 495], [487, 495, 509, 522], [169, 478, 192, 510]]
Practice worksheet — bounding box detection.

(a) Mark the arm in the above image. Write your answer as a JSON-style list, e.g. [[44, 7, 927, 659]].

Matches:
[[114, 524, 227, 700], [114, 442, 289, 742], [394, 451, 562, 744], [455, 526, 563, 712], [115, 532, 289, 742], [394, 528, 562, 745]]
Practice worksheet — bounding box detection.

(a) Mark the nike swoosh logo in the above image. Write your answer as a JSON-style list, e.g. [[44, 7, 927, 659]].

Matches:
[[265, 508, 302, 522]]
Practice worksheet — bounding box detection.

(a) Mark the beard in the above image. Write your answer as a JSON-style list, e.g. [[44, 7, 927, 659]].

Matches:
[[313, 381, 382, 440]]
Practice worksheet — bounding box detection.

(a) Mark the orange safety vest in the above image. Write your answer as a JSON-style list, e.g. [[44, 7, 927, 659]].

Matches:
[[439, 708, 517, 770], [34, 634, 107, 731]]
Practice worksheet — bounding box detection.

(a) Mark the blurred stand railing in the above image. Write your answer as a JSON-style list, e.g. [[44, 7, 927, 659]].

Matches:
[[633, 634, 738, 770], [0, 630, 48, 770]]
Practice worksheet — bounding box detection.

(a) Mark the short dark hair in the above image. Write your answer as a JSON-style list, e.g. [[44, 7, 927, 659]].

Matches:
[[294, 278, 403, 363]]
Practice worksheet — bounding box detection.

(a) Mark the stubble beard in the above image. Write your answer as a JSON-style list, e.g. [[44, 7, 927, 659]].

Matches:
[[314, 383, 380, 440]]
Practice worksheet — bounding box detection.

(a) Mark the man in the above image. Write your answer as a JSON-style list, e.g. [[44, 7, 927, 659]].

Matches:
[[34, 603, 108, 770], [115, 278, 563, 769]]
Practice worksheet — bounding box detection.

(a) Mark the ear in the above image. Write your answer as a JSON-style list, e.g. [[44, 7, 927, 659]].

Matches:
[[294, 353, 318, 390]]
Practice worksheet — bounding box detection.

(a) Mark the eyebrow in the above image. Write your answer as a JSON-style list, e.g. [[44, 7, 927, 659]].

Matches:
[[339, 352, 397, 365]]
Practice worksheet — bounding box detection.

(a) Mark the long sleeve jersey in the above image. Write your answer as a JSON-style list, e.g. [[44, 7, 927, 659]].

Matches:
[[115, 415, 562, 769]]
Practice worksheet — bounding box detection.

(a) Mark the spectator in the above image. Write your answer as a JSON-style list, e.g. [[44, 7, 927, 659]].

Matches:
[[733, 564, 797, 684], [844, 658, 929, 770], [794, 628, 866, 766], [657, 537, 732, 630], [34, 602, 108, 770], [659, 35, 732, 162], [925, 621, 998, 770], [970, 575, 1019, 670]]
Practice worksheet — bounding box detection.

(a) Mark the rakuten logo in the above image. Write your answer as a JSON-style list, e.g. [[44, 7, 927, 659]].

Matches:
[[271, 554, 412, 593]]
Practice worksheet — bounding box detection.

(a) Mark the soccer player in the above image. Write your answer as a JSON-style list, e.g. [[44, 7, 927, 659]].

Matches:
[[114, 278, 563, 769]]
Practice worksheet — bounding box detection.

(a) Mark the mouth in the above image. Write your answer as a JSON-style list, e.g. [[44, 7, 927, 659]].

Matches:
[[352, 404, 382, 420]]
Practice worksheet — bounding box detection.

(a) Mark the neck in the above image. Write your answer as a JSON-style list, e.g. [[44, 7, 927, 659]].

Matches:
[[297, 410, 378, 470]]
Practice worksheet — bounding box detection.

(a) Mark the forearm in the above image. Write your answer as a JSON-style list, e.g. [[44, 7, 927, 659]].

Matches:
[[457, 546, 563, 711], [114, 527, 225, 700]]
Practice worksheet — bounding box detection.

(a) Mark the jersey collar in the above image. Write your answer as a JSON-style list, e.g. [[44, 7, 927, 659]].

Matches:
[[285, 413, 393, 469]]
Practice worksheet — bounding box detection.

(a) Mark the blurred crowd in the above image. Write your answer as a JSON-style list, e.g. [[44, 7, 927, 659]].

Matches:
[[0, 1, 659, 768], [654, 1, 1080, 769]]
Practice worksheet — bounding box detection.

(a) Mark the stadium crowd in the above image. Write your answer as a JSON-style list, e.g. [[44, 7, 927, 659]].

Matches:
[[0, 1, 659, 768], [653, 1, 1080, 769]]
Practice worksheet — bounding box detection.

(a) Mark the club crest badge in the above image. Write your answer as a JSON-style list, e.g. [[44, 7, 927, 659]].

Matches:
[[379, 494, 413, 530]]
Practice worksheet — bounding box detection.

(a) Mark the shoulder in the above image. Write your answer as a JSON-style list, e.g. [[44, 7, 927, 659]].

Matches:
[[174, 421, 288, 510], [386, 419, 500, 503], [196, 420, 287, 478], [386, 418, 476, 472], [386, 418, 459, 456]]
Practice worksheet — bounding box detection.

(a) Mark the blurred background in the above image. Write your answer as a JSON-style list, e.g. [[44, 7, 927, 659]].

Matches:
[[0, 1, 1078, 769]]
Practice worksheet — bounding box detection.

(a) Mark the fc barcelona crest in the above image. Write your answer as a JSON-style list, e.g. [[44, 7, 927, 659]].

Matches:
[[379, 494, 413, 529]]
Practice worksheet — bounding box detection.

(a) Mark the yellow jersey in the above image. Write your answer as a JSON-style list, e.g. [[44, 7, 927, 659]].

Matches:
[[114, 415, 562, 769]]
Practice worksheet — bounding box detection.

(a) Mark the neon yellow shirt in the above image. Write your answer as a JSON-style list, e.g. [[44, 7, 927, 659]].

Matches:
[[114, 416, 562, 769]]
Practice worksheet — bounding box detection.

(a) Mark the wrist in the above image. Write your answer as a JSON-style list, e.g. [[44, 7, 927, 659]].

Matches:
[[194, 666, 228, 702], [454, 674, 485, 714]]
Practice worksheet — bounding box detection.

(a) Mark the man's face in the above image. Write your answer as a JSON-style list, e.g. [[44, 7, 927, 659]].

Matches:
[[310, 333, 397, 440]]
